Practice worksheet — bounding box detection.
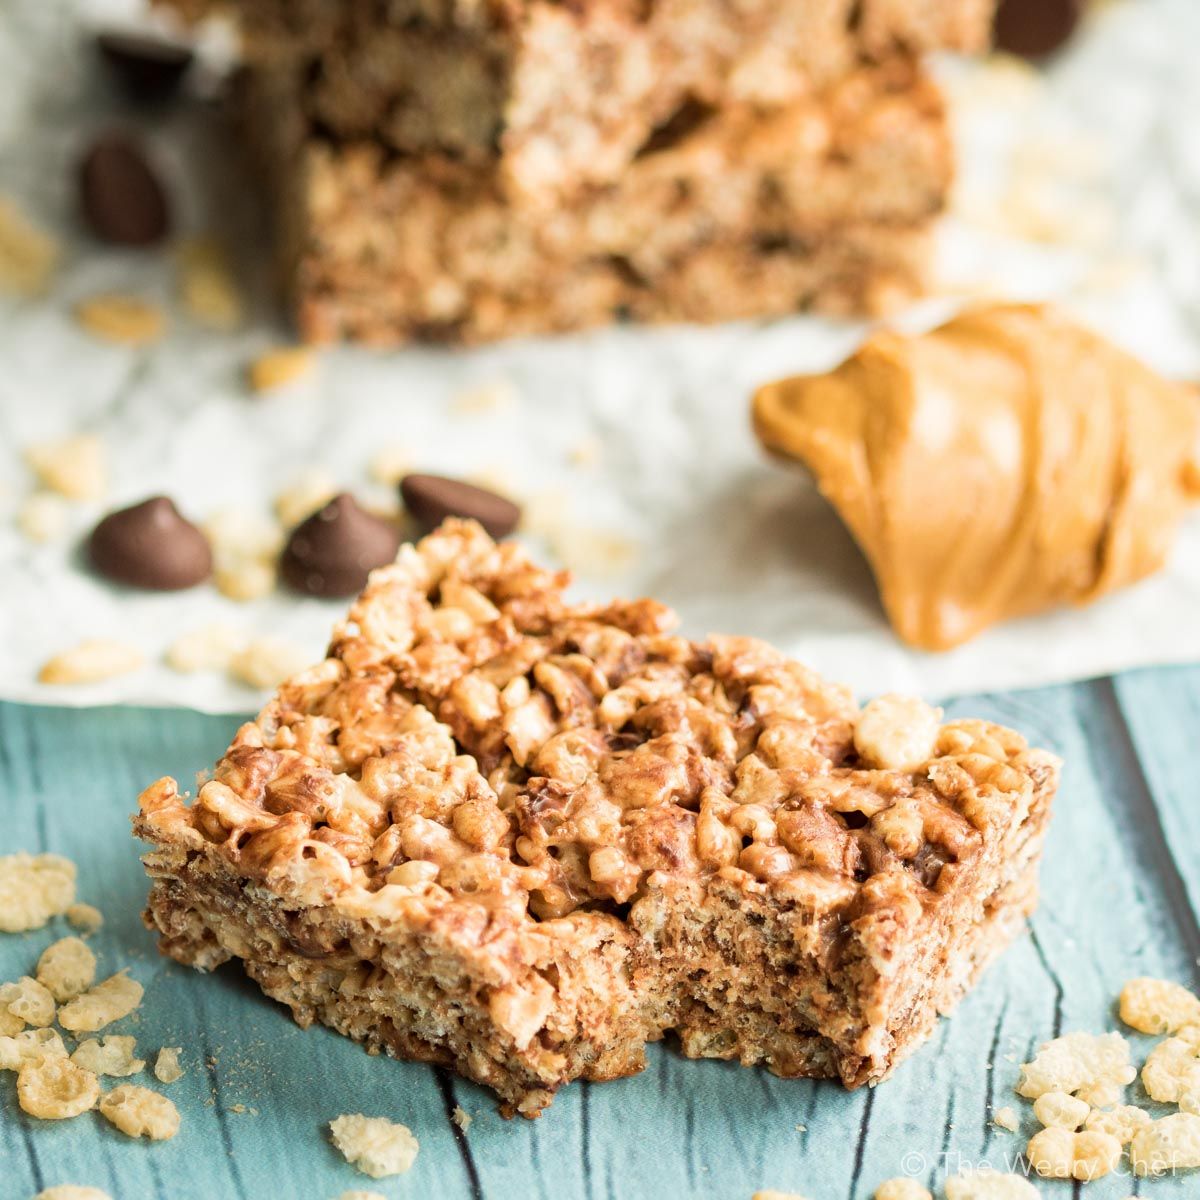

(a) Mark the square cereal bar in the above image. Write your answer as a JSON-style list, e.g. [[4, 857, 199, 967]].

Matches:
[[136, 521, 1058, 1116], [165, 0, 992, 205], [242, 58, 949, 343]]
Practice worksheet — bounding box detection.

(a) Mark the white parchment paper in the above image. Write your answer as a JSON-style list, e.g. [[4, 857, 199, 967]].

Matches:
[[1, 0, 1199, 713]]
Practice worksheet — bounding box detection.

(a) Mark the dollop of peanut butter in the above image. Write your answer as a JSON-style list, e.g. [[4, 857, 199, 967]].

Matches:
[[753, 304, 1200, 650]]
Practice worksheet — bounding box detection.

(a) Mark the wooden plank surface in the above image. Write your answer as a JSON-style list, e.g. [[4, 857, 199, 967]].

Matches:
[[2, 674, 1198, 1199]]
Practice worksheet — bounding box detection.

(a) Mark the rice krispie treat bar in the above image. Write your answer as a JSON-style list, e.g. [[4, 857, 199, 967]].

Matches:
[[165, 0, 992, 205], [135, 521, 1059, 1116], [243, 58, 949, 343]]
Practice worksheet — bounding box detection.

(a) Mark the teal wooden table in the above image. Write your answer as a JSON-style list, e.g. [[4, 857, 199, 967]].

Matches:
[[3, 671, 1199, 1200]]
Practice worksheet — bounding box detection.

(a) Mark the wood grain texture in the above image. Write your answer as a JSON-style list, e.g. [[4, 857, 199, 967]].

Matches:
[[1, 676, 1197, 1199]]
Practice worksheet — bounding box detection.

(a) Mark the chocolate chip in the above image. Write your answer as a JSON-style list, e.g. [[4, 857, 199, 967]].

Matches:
[[96, 31, 194, 104], [79, 133, 170, 246], [400, 474, 521, 540], [993, 0, 1082, 58], [280, 493, 401, 599], [88, 497, 212, 590]]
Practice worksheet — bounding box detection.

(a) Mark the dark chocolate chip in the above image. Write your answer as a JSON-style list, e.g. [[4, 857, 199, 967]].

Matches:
[[993, 0, 1082, 59], [96, 31, 194, 104], [88, 496, 212, 590], [280, 493, 401, 599], [400, 474, 521, 540], [79, 133, 170, 246]]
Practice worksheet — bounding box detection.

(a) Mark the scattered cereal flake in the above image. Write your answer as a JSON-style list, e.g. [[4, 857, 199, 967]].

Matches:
[[0, 1006, 23, 1037], [229, 636, 311, 690], [0, 976, 56, 1027], [1026, 1126, 1121, 1181], [35, 1187, 113, 1200], [1120, 977, 1200, 1035], [368, 444, 411, 487], [71, 1036, 144, 1078], [1131, 1111, 1200, 1176], [57, 970, 143, 1033], [165, 624, 243, 673], [334, 1193, 388, 1200], [76, 294, 165, 345], [1084, 1104, 1152, 1145], [39, 639, 143, 686], [452, 378, 517, 415], [0, 852, 76, 932], [0, 195, 59, 295], [0, 1027, 67, 1070], [943, 1170, 1039, 1200], [1142, 1035, 1200, 1111], [1033, 1090, 1089, 1130], [214, 559, 277, 603], [329, 1114, 419, 1178], [854, 694, 942, 771], [248, 346, 313, 392], [18, 491, 72, 543], [66, 903, 104, 935], [24, 434, 107, 501], [177, 236, 242, 330], [992, 1105, 1019, 1132], [203, 507, 285, 565], [874, 1180, 931, 1200], [1016, 1030, 1134, 1100], [36, 937, 96, 1001], [99, 1084, 180, 1140], [451, 1105, 472, 1132], [154, 1046, 184, 1084], [751, 1193, 810, 1200], [275, 467, 338, 529], [17, 1055, 100, 1119]]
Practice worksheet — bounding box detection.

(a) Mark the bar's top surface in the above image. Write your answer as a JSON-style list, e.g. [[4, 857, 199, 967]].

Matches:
[[139, 522, 1058, 952]]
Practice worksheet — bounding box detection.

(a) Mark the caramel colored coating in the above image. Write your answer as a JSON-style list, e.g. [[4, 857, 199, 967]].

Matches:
[[754, 304, 1200, 651]]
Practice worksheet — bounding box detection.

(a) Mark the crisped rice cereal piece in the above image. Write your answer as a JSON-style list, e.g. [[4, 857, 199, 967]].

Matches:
[[1130, 1111, 1200, 1176], [17, 1055, 100, 1119], [154, 1046, 184, 1084], [853, 695, 942, 770], [165, 624, 243, 673], [247, 346, 313, 393], [75, 294, 164, 345], [992, 1105, 1019, 1132], [0, 852, 76, 932], [24, 435, 106, 502], [751, 1194, 810, 1200], [98, 1085, 181, 1140], [1033, 1090, 1089, 1130], [66, 903, 104, 935], [18, 492, 72, 543], [329, 1114, 419, 1178], [1017, 1031, 1134, 1100], [70, 1035, 145, 1077], [0, 976, 56, 1027], [35, 1188, 113, 1200], [39, 640, 143, 686], [875, 1180, 932, 1200], [334, 1194, 388, 1200], [1026, 1126, 1121, 1181], [1142, 1036, 1200, 1112], [0, 1027, 67, 1070], [229, 637, 311, 690], [0, 1006, 22, 1037], [1120, 978, 1200, 1035], [943, 1171, 1040, 1199], [1084, 1104, 1152, 1145], [37, 936, 97, 1001], [57, 970, 143, 1033]]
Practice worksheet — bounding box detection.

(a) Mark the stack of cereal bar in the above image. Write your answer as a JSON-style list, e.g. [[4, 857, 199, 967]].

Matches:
[[167, 0, 994, 342]]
